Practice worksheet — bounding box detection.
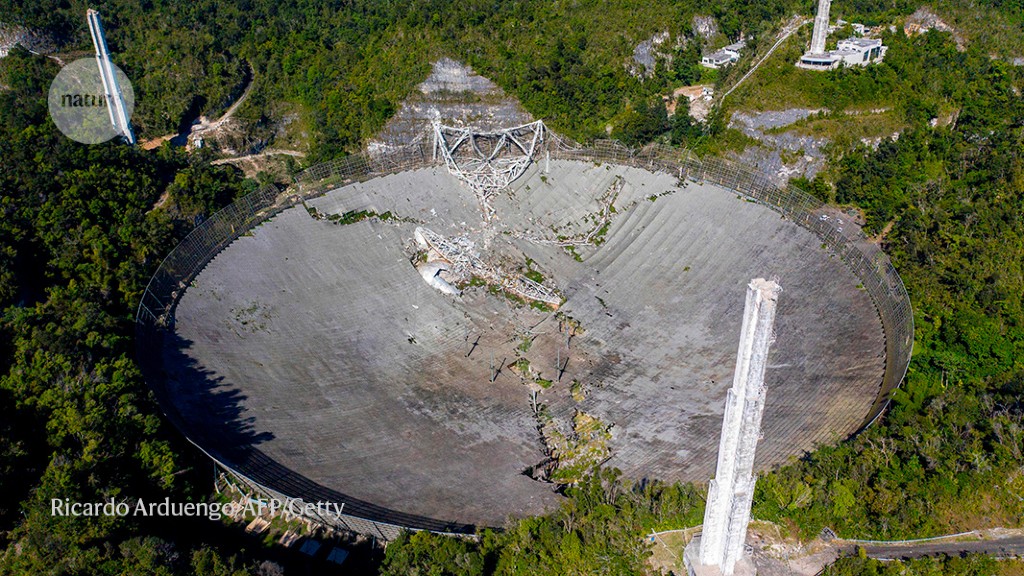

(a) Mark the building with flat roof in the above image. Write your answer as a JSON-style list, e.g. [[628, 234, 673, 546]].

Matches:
[[836, 37, 885, 64], [797, 37, 885, 70], [796, 0, 885, 71], [701, 50, 738, 68], [701, 40, 745, 69], [839, 37, 883, 53]]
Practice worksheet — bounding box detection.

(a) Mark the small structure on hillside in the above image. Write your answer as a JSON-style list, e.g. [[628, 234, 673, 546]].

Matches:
[[666, 85, 714, 114], [701, 41, 744, 69], [797, 0, 886, 71], [665, 84, 714, 122]]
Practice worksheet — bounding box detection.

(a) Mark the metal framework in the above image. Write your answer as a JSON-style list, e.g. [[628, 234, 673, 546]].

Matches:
[[136, 131, 913, 541], [432, 120, 545, 218], [415, 227, 561, 306], [698, 279, 781, 575]]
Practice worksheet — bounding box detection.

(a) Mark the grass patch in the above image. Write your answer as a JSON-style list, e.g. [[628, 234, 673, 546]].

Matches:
[[543, 411, 613, 485], [515, 357, 531, 373], [304, 202, 400, 225], [570, 380, 586, 402], [530, 300, 555, 313], [766, 109, 907, 148], [725, 31, 895, 113], [592, 221, 611, 245], [327, 209, 394, 225], [564, 245, 583, 262], [692, 127, 760, 157], [523, 258, 546, 283], [518, 336, 533, 353], [699, 67, 719, 85], [488, 284, 527, 306]]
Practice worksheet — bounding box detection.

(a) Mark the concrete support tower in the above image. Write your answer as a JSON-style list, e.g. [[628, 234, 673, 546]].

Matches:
[[87, 9, 135, 145], [692, 278, 782, 576], [809, 0, 832, 55]]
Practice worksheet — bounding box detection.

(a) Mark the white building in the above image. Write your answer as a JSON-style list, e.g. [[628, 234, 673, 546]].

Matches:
[[797, 37, 885, 70], [797, 0, 886, 70], [836, 37, 885, 63], [701, 41, 744, 69]]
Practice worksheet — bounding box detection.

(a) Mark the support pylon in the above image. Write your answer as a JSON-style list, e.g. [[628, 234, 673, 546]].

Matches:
[[687, 278, 781, 576]]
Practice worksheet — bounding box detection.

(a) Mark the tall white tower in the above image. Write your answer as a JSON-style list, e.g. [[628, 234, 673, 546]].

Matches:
[[87, 9, 136, 145], [809, 0, 832, 54], [687, 278, 781, 576]]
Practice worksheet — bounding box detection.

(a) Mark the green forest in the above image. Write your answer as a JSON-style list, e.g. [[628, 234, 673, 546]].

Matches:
[[1, 0, 1023, 574], [824, 552, 1014, 576]]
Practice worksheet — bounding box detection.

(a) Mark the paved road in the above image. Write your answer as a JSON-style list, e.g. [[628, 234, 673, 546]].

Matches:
[[847, 535, 1024, 560], [652, 526, 1024, 574]]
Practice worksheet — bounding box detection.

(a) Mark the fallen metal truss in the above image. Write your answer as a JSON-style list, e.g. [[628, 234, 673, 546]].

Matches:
[[415, 227, 561, 307], [432, 120, 545, 218]]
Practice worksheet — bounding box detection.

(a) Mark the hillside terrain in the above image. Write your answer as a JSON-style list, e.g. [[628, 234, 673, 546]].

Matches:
[[0, 1, 1023, 574]]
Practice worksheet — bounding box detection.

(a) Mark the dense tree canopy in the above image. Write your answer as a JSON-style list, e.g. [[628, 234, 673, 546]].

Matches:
[[0, 47, 261, 573]]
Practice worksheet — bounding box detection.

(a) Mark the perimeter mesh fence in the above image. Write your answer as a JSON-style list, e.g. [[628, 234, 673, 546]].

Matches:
[[547, 138, 913, 427], [135, 133, 912, 537], [134, 139, 477, 538]]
